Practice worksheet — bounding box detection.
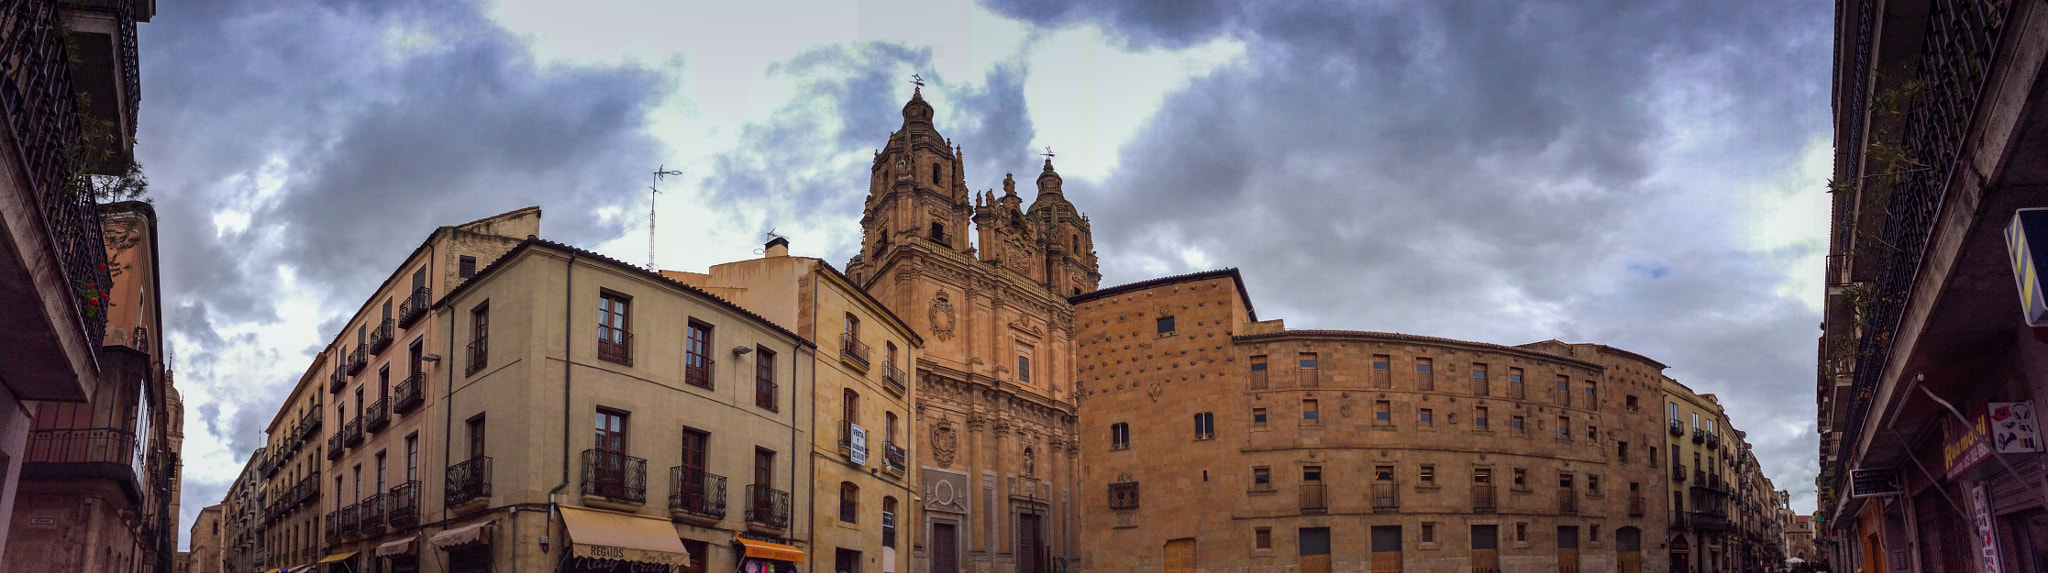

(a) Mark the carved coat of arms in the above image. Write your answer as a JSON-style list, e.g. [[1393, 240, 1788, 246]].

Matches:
[[930, 291, 956, 341], [933, 422, 958, 468]]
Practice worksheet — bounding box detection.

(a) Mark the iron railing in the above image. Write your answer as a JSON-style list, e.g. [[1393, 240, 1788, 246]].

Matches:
[[598, 331, 632, 366], [23, 428, 142, 481], [465, 339, 486, 376], [367, 318, 393, 355], [885, 443, 906, 474], [668, 468, 726, 519], [446, 456, 492, 508], [329, 363, 347, 393], [338, 503, 359, 536], [393, 372, 424, 413], [3, 0, 111, 352], [1471, 484, 1496, 513], [358, 493, 386, 535], [883, 361, 906, 394], [1669, 419, 1684, 436], [326, 433, 343, 460], [581, 449, 646, 504], [397, 286, 429, 327], [1692, 428, 1706, 443], [342, 417, 362, 447], [841, 333, 870, 368], [746, 484, 791, 529], [1300, 483, 1327, 513], [1706, 433, 1720, 449], [1673, 464, 1687, 482], [324, 511, 344, 542], [364, 398, 388, 433], [1629, 495, 1646, 517], [387, 481, 420, 527], [345, 346, 366, 375], [1370, 482, 1398, 512], [685, 357, 714, 389], [1557, 492, 1578, 515]]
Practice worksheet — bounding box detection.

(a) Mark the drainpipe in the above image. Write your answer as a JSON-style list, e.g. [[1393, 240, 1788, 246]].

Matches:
[[547, 251, 578, 557], [803, 278, 818, 567]]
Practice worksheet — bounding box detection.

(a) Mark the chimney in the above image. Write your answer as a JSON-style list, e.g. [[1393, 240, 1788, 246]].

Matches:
[[765, 236, 790, 258]]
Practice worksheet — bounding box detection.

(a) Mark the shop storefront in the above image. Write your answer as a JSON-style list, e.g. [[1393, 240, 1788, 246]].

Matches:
[[430, 519, 496, 573], [733, 536, 804, 573], [376, 535, 421, 573], [556, 506, 693, 573]]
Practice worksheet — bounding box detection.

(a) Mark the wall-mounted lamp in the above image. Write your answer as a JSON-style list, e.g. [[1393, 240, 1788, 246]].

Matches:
[[733, 346, 753, 355]]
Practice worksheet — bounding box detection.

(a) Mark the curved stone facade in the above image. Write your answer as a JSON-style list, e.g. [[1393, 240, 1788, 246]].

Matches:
[[1073, 270, 1672, 573]]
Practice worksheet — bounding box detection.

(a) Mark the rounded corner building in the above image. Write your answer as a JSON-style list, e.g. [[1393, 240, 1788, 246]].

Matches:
[[1070, 269, 1674, 573]]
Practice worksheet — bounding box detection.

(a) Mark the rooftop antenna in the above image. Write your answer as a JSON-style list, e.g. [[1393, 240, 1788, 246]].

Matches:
[[648, 165, 682, 270]]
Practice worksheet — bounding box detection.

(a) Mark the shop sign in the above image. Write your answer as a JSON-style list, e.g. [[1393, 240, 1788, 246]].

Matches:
[[2007, 208, 2048, 326], [1989, 401, 2041, 454], [849, 424, 868, 465], [1945, 409, 1996, 481], [1970, 484, 2004, 573], [1849, 468, 1902, 498]]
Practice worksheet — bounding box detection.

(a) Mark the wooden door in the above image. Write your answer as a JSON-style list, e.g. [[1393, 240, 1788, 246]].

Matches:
[[594, 410, 627, 497], [678, 429, 707, 508], [1369, 526, 1402, 572], [1299, 527, 1331, 573], [1556, 525, 1580, 573], [1616, 527, 1641, 573], [1470, 524, 1499, 573], [1017, 514, 1041, 573], [932, 524, 958, 573], [1163, 538, 1196, 573]]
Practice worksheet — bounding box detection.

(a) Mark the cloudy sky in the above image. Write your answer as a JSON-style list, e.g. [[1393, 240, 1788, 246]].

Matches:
[[144, 0, 1831, 547]]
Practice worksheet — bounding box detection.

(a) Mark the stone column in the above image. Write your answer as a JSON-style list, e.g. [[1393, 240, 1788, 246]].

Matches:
[[993, 416, 1012, 557], [967, 410, 988, 554]]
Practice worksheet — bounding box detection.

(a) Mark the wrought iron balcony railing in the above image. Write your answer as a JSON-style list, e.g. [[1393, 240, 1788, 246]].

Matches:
[[446, 456, 492, 508], [885, 443, 907, 474], [1673, 464, 1687, 482], [1706, 433, 1721, 449], [686, 357, 714, 389], [326, 433, 343, 460], [581, 449, 646, 504], [358, 493, 386, 535], [841, 333, 870, 368], [342, 417, 362, 447], [1370, 482, 1398, 512], [364, 398, 389, 433], [465, 339, 487, 376], [883, 361, 906, 394], [393, 372, 424, 413], [1557, 492, 1578, 515], [598, 331, 633, 366], [1669, 418, 1684, 436], [1692, 427, 1706, 443], [338, 503, 359, 536], [1471, 484, 1496, 513], [397, 286, 429, 328], [746, 484, 791, 529], [1629, 495, 1646, 517], [1300, 482, 1327, 513], [668, 468, 726, 520], [387, 481, 420, 527], [22, 428, 143, 493], [324, 511, 343, 542], [329, 365, 347, 393], [367, 318, 393, 355], [345, 346, 366, 375]]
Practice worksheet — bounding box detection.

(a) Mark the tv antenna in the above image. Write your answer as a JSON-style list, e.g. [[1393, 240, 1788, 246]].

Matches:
[[648, 165, 683, 270]]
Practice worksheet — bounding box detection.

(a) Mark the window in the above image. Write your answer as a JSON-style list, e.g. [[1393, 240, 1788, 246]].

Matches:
[[1626, 394, 1640, 411], [1584, 382, 1598, 408], [1589, 425, 1599, 443], [1419, 464, 1435, 486], [1512, 416, 1526, 433], [1650, 446, 1659, 468], [1372, 354, 1391, 388], [1419, 408, 1434, 427], [1249, 355, 1269, 390], [679, 429, 708, 501], [1298, 353, 1318, 387], [1512, 468, 1527, 488], [1252, 408, 1268, 427], [1618, 441, 1630, 462], [1509, 368, 1525, 398], [1252, 467, 1271, 489], [1555, 376, 1571, 406], [1302, 400, 1319, 423], [931, 164, 942, 185], [1193, 412, 1215, 440], [467, 303, 489, 376], [886, 412, 899, 448], [1421, 522, 1437, 543], [1474, 468, 1491, 484], [755, 347, 777, 411], [1558, 416, 1570, 439], [1255, 527, 1272, 550], [598, 293, 632, 364], [1157, 316, 1175, 334], [841, 389, 860, 451], [1374, 401, 1392, 425], [685, 322, 713, 389], [883, 497, 899, 547], [1516, 522, 1528, 542], [1374, 466, 1394, 481], [1471, 363, 1490, 395], [1016, 345, 1033, 384], [754, 449, 775, 489], [1692, 412, 1700, 430], [1299, 527, 1331, 558], [376, 452, 387, 491], [840, 482, 859, 523], [1588, 475, 1601, 494], [467, 415, 486, 460], [1475, 406, 1490, 429], [1670, 401, 1680, 421], [1110, 423, 1130, 450], [595, 409, 628, 453], [929, 222, 945, 242], [459, 255, 477, 278], [1416, 358, 1434, 391], [406, 434, 419, 482]]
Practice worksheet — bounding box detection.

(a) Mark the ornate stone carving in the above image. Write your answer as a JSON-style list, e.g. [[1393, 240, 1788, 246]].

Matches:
[[1008, 319, 1043, 338], [1023, 447, 1036, 477], [933, 422, 958, 469], [930, 290, 957, 341], [1147, 381, 1164, 402]]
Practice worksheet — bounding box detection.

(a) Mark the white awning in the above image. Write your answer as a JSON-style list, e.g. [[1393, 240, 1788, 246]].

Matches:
[[560, 506, 691, 567], [430, 520, 495, 549], [375, 536, 419, 557]]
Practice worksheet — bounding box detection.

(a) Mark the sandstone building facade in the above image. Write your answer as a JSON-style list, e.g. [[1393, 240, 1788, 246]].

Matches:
[[843, 89, 1096, 573]]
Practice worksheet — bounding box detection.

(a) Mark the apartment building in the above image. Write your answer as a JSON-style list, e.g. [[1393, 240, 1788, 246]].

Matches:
[[1072, 270, 1669, 573], [432, 237, 816, 573], [1662, 381, 1735, 573], [0, 0, 155, 562], [191, 504, 224, 573], [668, 237, 923, 573], [6, 202, 182, 573]]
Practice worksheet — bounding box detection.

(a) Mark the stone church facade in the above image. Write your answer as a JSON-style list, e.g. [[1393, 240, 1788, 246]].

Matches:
[[845, 88, 1099, 573]]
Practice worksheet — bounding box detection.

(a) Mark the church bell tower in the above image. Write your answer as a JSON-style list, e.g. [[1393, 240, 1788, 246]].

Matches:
[[847, 83, 973, 282]]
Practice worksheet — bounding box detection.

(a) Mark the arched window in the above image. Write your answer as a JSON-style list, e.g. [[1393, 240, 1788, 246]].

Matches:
[[932, 164, 942, 185], [883, 496, 899, 547], [839, 481, 860, 523]]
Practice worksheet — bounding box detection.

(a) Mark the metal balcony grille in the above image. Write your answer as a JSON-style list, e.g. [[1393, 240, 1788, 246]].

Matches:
[[1300, 483, 1327, 513], [1471, 484, 1496, 513], [581, 449, 646, 504], [668, 468, 726, 519], [364, 399, 388, 433], [885, 443, 907, 474], [342, 417, 362, 447], [883, 361, 906, 394], [446, 456, 492, 507], [685, 358, 714, 389], [397, 286, 429, 327], [746, 484, 791, 529], [2, 0, 112, 351], [387, 481, 419, 527], [367, 318, 393, 354], [345, 346, 366, 375], [598, 331, 633, 366], [1370, 482, 1399, 512], [840, 333, 870, 368], [358, 493, 386, 534], [465, 339, 487, 376], [393, 372, 424, 413]]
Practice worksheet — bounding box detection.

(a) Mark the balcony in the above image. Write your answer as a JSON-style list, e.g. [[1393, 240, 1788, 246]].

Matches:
[[1471, 484, 1497, 513], [1557, 492, 1578, 515], [668, 468, 727, 523], [397, 286, 429, 327], [1629, 495, 1646, 517], [326, 433, 343, 460], [581, 449, 647, 505], [342, 417, 363, 447], [339, 503, 359, 537], [885, 443, 907, 475], [393, 372, 424, 413], [883, 361, 906, 395], [1669, 419, 1684, 436], [358, 493, 386, 536], [329, 365, 347, 393], [345, 346, 367, 375], [298, 410, 321, 441], [1673, 464, 1687, 482], [1706, 433, 1721, 449], [685, 358, 714, 389], [1692, 427, 1706, 443], [387, 481, 420, 527], [840, 333, 870, 369], [1689, 511, 1735, 531], [364, 398, 389, 433], [1300, 483, 1327, 514], [465, 339, 487, 376], [324, 511, 344, 542], [1370, 482, 1399, 512], [21, 428, 142, 503], [746, 484, 792, 530], [367, 318, 393, 355], [598, 331, 633, 366], [447, 456, 493, 510]]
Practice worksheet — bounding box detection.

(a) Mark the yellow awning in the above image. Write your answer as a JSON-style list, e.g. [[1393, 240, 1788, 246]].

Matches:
[[735, 537, 806, 563], [314, 551, 358, 564], [560, 506, 692, 567]]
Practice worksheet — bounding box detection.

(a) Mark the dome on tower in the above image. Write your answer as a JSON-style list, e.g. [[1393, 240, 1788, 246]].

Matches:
[[902, 87, 935, 124]]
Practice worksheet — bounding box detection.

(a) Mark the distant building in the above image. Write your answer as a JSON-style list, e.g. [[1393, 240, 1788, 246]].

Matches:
[[189, 504, 224, 573]]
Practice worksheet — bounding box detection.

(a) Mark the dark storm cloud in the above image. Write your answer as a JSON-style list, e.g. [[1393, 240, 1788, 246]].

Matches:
[[697, 43, 1036, 262], [978, 0, 1831, 510], [143, 0, 669, 545]]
